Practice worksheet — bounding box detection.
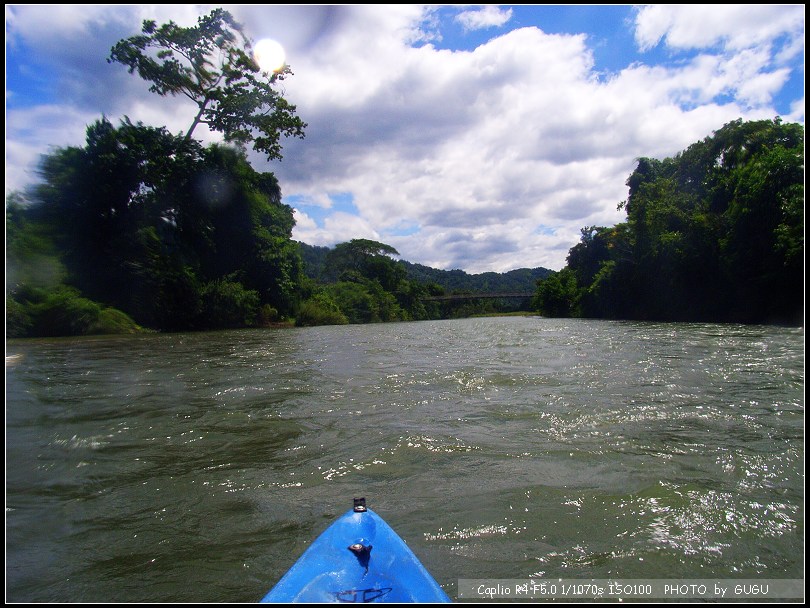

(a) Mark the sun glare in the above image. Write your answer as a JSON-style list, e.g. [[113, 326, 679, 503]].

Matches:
[[254, 38, 286, 73]]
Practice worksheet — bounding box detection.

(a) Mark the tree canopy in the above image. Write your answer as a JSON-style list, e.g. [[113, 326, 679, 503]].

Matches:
[[322, 239, 400, 281], [26, 117, 303, 331], [535, 118, 804, 325], [109, 8, 306, 161], [8, 9, 537, 337], [11, 20, 804, 339]]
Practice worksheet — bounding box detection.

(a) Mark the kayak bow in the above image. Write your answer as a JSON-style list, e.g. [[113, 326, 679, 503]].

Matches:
[[261, 498, 452, 603]]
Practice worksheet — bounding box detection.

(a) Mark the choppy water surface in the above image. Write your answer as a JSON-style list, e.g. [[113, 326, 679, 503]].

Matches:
[[6, 317, 804, 602]]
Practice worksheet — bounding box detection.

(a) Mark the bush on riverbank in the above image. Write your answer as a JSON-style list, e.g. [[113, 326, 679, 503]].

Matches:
[[7, 287, 142, 337], [296, 295, 349, 327]]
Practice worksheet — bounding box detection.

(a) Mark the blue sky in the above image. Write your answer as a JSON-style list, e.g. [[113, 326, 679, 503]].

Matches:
[[5, 5, 805, 272]]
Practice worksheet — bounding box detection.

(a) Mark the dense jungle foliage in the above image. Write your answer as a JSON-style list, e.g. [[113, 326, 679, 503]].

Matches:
[[6, 9, 542, 338], [534, 118, 804, 325], [7, 117, 803, 337], [5, 9, 803, 336]]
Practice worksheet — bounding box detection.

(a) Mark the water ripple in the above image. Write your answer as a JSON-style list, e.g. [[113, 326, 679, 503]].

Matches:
[[6, 319, 804, 601]]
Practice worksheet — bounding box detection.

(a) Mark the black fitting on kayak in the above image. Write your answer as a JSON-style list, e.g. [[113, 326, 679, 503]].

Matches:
[[353, 497, 367, 512], [348, 543, 372, 555], [348, 542, 372, 571]]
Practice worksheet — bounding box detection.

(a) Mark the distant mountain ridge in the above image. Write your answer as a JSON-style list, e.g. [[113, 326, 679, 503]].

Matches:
[[297, 242, 552, 294], [399, 260, 551, 294]]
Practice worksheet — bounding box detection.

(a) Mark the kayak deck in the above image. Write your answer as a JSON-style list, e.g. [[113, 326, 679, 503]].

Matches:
[[261, 498, 451, 603]]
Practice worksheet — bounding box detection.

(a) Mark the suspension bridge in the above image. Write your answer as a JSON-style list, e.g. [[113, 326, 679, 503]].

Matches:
[[420, 292, 534, 301]]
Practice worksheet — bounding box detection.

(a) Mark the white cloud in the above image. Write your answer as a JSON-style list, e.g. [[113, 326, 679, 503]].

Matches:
[[455, 6, 513, 32], [787, 97, 805, 124], [293, 210, 380, 247], [633, 5, 805, 53], [6, 104, 101, 185], [270, 13, 783, 270], [5, 5, 804, 273]]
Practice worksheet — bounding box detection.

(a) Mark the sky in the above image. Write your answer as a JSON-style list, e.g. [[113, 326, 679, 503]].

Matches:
[[5, 5, 805, 273]]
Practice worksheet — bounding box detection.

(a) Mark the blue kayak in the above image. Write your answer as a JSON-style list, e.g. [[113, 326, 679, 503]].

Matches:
[[261, 498, 452, 603]]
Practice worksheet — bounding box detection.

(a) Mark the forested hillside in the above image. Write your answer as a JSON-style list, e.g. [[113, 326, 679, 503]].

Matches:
[[6, 11, 802, 336], [534, 118, 804, 325], [400, 262, 551, 294], [298, 242, 550, 294]]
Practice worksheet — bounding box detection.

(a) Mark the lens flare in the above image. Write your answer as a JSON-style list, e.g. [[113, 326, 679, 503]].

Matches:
[[253, 38, 286, 73]]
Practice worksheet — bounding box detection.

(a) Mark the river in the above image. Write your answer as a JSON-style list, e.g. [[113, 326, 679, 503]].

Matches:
[[5, 317, 804, 602]]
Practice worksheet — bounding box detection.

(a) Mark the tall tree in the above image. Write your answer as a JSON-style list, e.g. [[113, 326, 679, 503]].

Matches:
[[323, 239, 403, 288], [34, 118, 206, 328], [194, 144, 303, 314], [109, 8, 306, 161]]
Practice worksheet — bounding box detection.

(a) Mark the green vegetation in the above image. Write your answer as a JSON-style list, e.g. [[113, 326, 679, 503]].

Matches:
[[296, 294, 349, 327], [108, 8, 306, 161], [298, 239, 434, 325], [296, 240, 545, 324], [7, 285, 141, 337], [7, 9, 305, 337], [401, 262, 551, 294], [5, 9, 803, 336], [5, 10, 538, 337], [534, 118, 804, 325], [9, 117, 304, 335]]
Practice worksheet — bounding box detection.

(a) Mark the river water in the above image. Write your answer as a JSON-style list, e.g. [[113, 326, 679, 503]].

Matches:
[[5, 317, 804, 602]]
